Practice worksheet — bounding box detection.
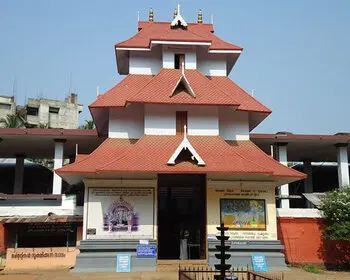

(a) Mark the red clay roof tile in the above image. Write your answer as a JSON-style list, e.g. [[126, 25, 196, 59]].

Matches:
[[115, 21, 242, 51], [57, 135, 305, 180], [89, 69, 269, 112]]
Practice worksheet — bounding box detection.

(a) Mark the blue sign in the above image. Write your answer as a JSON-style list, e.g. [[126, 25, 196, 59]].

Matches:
[[252, 254, 268, 272], [116, 254, 131, 272], [136, 245, 157, 258]]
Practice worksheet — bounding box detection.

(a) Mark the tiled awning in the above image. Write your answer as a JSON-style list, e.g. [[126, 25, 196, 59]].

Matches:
[[0, 215, 82, 224]]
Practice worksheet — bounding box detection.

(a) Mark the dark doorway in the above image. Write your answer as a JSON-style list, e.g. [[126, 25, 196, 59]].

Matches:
[[158, 174, 206, 260]]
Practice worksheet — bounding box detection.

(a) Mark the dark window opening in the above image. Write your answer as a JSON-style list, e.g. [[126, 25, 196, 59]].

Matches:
[[174, 54, 185, 69], [27, 107, 39, 116], [176, 111, 188, 135], [49, 107, 59, 114]]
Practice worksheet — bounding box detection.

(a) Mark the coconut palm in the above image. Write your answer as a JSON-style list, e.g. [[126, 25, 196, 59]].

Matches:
[[82, 120, 95, 129], [0, 114, 26, 128]]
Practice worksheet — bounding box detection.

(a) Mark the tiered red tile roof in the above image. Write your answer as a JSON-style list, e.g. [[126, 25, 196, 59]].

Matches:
[[115, 21, 242, 51], [57, 135, 305, 181], [90, 69, 271, 113]]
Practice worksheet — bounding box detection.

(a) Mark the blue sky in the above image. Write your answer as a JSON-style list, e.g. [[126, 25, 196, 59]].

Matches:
[[0, 0, 349, 134]]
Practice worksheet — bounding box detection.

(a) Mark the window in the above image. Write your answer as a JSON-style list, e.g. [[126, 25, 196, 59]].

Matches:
[[176, 111, 188, 135], [49, 107, 59, 114], [27, 107, 39, 116], [174, 54, 185, 69]]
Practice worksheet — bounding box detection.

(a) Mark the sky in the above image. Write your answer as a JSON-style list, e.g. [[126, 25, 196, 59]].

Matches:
[[0, 0, 349, 134]]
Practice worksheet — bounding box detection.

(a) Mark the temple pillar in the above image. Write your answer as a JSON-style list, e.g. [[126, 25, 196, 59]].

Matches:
[[53, 139, 66, 194], [277, 143, 290, 208], [336, 143, 349, 188]]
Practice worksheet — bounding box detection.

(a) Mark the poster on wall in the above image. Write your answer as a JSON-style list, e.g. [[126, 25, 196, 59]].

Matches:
[[87, 187, 154, 239], [220, 199, 266, 230]]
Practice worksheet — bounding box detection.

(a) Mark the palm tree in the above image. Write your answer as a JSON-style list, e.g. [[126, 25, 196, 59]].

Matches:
[[82, 120, 94, 129], [0, 114, 26, 128]]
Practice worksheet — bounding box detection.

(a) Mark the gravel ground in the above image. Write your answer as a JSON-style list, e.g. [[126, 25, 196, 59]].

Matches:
[[0, 268, 350, 280]]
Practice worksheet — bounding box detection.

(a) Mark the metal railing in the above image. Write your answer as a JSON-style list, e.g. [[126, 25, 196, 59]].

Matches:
[[179, 266, 284, 280]]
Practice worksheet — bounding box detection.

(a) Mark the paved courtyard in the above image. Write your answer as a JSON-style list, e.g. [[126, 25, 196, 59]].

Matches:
[[0, 268, 350, 280]]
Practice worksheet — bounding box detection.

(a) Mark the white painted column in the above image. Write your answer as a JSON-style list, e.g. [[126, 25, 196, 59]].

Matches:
[[303, 160, 313, 208], [277, 143, 290, 209], [336, 144, 349, 188], [14, 155, 25, 194], [82, 183, 88, 240], [53, 139, 66, 194]]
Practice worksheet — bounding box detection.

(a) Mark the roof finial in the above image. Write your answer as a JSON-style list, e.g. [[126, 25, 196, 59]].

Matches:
[[149, 7, 154, 22], [137, 11, 140, 22], [177, 4, 180, 15], [184, 125, 187, 139], [211, 14, 214, 25], [173, 8, 178, 19], [198, 9, 203, 24]]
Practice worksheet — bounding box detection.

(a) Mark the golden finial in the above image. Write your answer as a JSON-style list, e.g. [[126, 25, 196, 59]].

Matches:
[[149, 8, 154, 22], [198, 9, 203, 24], [173, 8, 178, 19]]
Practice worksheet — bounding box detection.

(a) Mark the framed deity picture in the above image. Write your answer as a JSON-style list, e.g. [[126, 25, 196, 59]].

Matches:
[[220, 199, 266, 230]]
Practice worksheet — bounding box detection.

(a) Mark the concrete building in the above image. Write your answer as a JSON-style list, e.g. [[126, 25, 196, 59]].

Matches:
[[0, 96, 16, 122], [0, 93, 83, 129], [26, 93, 83, 129]]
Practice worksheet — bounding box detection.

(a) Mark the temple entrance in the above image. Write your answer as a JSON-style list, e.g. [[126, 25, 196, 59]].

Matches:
[[157, 174, 206, 260]]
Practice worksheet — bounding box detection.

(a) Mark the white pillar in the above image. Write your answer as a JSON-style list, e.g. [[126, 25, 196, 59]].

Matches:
[[336, 144, 349, 188], [14, 155, 25, 194], [303, 160, 313, 208], [82, 184, 88, 240], [53, 139, 65, 194], [277, 143, 290, 209]]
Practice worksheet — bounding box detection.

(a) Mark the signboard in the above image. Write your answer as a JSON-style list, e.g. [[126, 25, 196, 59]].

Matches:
[[220, 199, 266, 230], [136, 245, 156, 258], [87, 187, 154, 240], [116, 254, 131, 272], [251, 254, 268, 272]]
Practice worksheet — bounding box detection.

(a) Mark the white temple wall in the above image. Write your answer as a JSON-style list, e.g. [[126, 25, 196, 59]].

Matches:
[[197, 48, 227, 76], [219, 107, 250, 140], [162, 46, 197, 69], [129, 46, 162, 75], [108, 104, 144, 139], [144, 104, 219, 136]]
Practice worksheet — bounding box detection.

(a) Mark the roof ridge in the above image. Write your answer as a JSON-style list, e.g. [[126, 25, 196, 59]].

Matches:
[[97, 136, 149, 171], [213, 76, 271, 113], [185, 69, 240, 106], [127, 69, 181, 104], [56, 138, 115, 173], [245, 140, 306, 178], [213, 137, 273, 174]]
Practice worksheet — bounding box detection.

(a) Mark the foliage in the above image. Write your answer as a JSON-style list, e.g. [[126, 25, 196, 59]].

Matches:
[[38, 123, 49, 129], [79, 119, 95, 129], [303, 264, 321, 274], [0, 114, 26, 128], [320, 187, 350, 241]]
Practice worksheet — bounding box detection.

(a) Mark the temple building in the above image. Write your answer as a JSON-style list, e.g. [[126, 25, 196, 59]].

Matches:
[[55, 7, 307, 272]]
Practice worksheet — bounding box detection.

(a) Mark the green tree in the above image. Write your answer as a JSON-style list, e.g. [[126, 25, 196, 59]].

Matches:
[[0, 114, 26, 128], [80, 120, 95, 129], [320, 187, 350, 241]]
